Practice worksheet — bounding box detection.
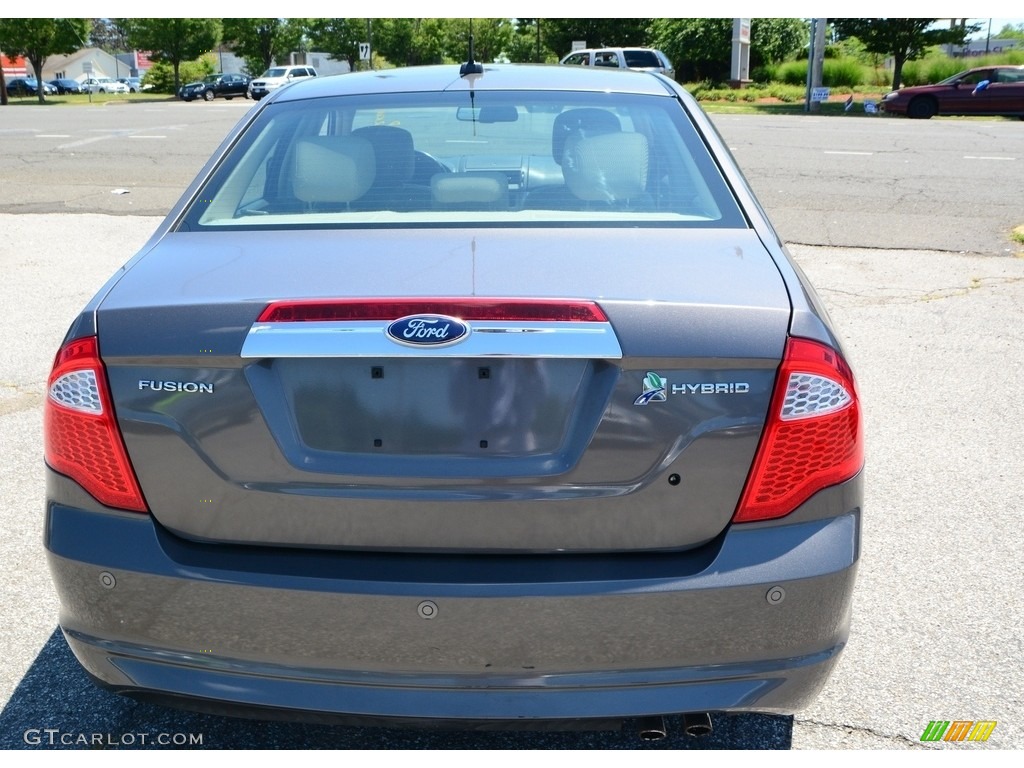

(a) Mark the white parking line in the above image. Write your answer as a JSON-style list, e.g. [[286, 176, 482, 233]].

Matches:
[[824, 151, 873, 155], [963, 155, 1016, 161], [37, 135, 71, 138], [58, 133, 129, 149]]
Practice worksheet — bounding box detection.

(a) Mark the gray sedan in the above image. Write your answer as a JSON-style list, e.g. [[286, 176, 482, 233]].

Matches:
[[44, 62, 862, 736]]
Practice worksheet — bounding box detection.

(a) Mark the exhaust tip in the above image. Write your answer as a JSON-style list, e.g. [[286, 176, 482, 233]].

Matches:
[[636, 715, 668, 741], [682, 712, 713, 738]]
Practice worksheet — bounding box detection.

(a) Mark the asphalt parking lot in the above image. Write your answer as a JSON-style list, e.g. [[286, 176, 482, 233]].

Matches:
[[1, 101, 1022, 749]]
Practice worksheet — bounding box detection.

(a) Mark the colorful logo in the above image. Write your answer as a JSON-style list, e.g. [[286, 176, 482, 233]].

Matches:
[[634, 372, 667, 405], [920, 721, 996, 742]]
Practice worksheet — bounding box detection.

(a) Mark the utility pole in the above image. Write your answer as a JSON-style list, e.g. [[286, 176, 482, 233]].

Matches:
[[366, 19, 373, 70], [806, 18, 827, 113], [804, 19, 815, 113], [0, 47, 8, 106]]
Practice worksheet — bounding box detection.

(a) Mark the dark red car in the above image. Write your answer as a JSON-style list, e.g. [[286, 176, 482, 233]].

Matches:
[[880, 65, 1024, 119]]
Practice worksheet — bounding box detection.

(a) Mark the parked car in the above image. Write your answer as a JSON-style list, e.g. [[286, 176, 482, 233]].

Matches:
[[560, 47, 675, 80], [117, 77, 145, 93], [6, 77, 57, 96], [178, 72, 250, 101], [248, 64, 317, 100], [48, 78, 85, 94], [45, 62, 862, 733], [82, 77, 129, 94], [880, 65, 1024, 119]]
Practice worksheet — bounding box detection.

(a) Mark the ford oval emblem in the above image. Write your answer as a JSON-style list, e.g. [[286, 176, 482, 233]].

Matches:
[[386, 314, 469, 347]]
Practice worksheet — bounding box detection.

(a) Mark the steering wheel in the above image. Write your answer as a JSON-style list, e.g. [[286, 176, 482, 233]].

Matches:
[[412, 151, 451, 185]]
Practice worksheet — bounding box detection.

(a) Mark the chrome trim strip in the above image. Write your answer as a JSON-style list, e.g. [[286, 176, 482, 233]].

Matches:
[[240, 321, 623, 359]]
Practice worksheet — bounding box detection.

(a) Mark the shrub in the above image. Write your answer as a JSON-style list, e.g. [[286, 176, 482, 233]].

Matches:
[[143, 57, 216, 94], [922, 58, 967, 83], [751, 64, 777, 84], [776, 60, 807, 85], [901, 52, 1023, 86], [822, 58, 867, 87]]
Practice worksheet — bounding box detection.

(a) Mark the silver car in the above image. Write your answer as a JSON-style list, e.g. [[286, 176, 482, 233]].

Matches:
[[45, 62, 862, 734], [82, 77, 129, 94], [560, 47, 675, 80]]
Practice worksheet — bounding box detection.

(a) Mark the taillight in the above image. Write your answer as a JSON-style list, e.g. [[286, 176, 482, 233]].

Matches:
[[733, 336, 862, 523], [258, 298, 608, 323], [44, 336, 148, 512]]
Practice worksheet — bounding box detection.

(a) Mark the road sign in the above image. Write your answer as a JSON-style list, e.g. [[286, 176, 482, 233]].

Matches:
[[811, 86, 830, 103], [83, 62, 94, 74], [359, 43, 370, 62]]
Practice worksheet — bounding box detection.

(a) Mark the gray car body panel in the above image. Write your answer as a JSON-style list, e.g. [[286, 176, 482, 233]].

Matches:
[[96, 228, 789, 552], [46, 468, 859, 719]]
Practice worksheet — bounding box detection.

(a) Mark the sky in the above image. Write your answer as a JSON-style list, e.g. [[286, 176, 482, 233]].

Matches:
[[966, 18, 1024, 37], [38, 2, 1024, 21]]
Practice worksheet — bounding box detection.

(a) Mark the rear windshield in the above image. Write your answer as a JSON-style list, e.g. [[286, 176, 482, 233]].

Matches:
[[624, 50, 662, 68], [183, 90, 746, 230]]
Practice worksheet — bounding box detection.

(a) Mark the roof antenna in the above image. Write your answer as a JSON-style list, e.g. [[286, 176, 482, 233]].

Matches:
[[460, 20, 484, 76]]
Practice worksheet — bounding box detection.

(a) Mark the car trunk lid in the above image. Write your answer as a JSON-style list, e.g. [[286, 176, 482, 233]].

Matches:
[[97, 227, 789, 552]]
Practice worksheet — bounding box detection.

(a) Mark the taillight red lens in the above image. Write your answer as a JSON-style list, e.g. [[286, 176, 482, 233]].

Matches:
[[733, 337, 862, 523], [44, 336, 148, 512], [257, 298, 608, 323]]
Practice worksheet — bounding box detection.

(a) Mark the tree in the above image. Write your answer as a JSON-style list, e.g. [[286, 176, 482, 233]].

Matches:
[[90, 18, 130, 53], [307, 18, 365, 69], [0, 18, 90, 104], [751, 18, 805, 66], [442, 19, 514, 64], [123, 18, 220, 96], [996, 23, 1024, 41], [542, 19, 652, 59], [222, 18, 309, 76], [832, 18, 977, 91], [650, 18, 731, 82], [505, 19, 556, 64], [367, 19, 448, 67], [651, 18, 806, 83]]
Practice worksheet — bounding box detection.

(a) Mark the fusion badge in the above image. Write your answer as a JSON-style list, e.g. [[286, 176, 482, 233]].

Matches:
[[386, 314, 469, 347], [138, 380, 214, 393]]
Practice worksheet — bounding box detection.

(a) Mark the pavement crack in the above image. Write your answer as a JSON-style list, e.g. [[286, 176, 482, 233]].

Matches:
[[785, 240, 1011, 258], [796, 717, 931, 748], [816, 276, 1024, 306]]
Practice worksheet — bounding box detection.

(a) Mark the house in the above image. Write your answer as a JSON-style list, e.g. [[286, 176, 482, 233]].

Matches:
[[43, 47, 137, 83], [287, 51, 350, 77]]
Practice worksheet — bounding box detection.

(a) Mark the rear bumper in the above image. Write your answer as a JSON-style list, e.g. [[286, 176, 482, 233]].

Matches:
[[46, 473, 860, 722]]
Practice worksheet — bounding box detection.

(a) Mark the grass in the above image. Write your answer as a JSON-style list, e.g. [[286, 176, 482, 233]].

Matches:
[[687, 82, 889, 116], [2, 92, 176, 106], [1012, 226, 1024, 246]]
